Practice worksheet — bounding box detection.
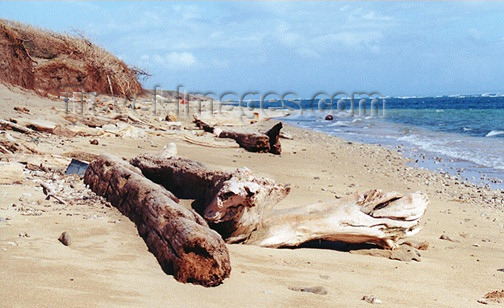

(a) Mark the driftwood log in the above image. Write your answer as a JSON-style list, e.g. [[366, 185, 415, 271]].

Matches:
[[246, 190, 428, 249], [83, 155, 231, 287], [130, 154, 291, 243], [131, 154, 428, 249], [193, 116, 283, 154]]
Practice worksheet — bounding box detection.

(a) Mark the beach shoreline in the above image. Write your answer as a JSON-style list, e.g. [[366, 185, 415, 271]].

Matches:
[[1, 84, 504, 307]]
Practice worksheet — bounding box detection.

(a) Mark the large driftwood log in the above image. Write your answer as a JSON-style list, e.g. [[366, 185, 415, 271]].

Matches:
[[84, 155, 231, 287], [193, 116, 283, 154], [130, 154, 291, 243], [246, 190, 428, 249], [218, 130, 270, 153]]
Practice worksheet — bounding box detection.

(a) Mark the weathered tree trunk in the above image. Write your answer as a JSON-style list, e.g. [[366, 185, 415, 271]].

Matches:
[[84, 155, 231, 287], [192, 116, 283, 154], [218, 130, 271, 153], [246, 190, 428, 249], [130, 154, 291, 243]]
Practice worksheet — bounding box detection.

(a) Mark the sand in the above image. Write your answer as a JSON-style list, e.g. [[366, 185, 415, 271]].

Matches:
[[1, 83, 503, 307]]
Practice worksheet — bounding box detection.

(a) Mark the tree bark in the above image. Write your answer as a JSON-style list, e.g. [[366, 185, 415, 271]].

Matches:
[[83, 155, 231, 287], [130, 154, 291, 243]]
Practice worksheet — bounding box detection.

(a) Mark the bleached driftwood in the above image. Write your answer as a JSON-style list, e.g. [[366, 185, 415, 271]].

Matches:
[[130, 154, 427, 248], [193, 116, 283, 154], [9, 117, 57, 133], [84, 155, 231, 287], [0, 119, 38, 135], [246, 190, 428, 249], [130, 154, 291, 243]]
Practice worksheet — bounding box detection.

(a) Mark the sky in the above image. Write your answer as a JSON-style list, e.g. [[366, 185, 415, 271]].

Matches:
[[1, 1, 503, 98]]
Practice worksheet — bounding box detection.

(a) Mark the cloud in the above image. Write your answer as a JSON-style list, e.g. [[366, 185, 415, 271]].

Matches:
[[166, 52, 197, 67], [296, 47, 321, 59], [143, 52, 198, 70], [140, 51, 232, 74], [313, 31, 384, 52]]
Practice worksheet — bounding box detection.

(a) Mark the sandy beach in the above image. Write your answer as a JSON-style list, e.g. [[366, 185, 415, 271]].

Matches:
[[1, 83, 503, 307]]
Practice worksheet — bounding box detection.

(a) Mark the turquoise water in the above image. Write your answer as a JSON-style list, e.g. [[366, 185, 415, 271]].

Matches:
[[265, 95, 504, 189]]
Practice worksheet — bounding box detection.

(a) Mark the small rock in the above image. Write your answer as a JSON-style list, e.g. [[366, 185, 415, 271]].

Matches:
[[89, 139, 99, 145], [58, 231, 72, 246], [362, 295, 382, 304], [497, 268, 504, 272], [18, 232, 29, 238]]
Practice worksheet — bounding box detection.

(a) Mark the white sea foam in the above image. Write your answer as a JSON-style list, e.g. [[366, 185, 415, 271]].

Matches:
[[398, 134, 504, 170], [481, 93, 504, 98], [462, 127, 473, 131], [328, 121, 348, 127], [486, 130, 504, 137]]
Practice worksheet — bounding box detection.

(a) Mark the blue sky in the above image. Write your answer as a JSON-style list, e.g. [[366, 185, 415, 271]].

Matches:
[[1, 1, 503, 97]]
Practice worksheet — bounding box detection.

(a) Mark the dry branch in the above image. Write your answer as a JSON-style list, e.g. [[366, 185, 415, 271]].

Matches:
[[84, 155, 231, 286], [40, 182, 66, 204]]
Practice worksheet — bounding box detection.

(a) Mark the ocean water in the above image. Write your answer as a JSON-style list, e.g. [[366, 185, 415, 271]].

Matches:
[[248, 95, 504, 189]]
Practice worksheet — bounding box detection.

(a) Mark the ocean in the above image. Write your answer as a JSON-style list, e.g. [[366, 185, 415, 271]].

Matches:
[[241, 94, 504, 190]]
